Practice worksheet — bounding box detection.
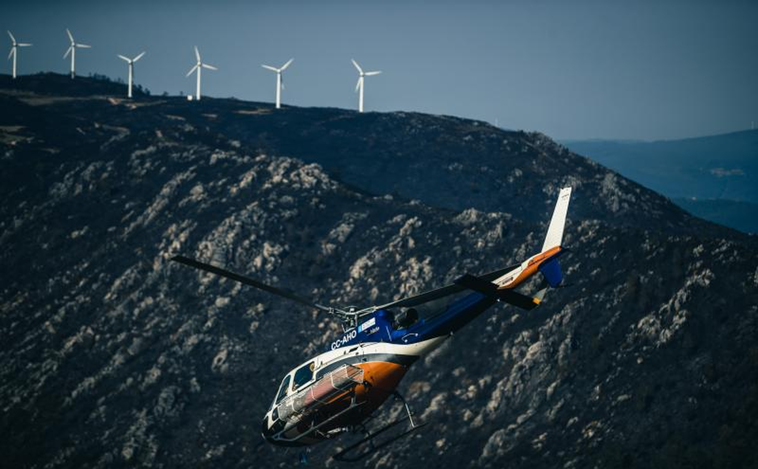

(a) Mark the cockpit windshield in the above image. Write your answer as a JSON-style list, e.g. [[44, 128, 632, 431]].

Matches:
[[292, 361, 315, 392], [274, 374, 290, 405]]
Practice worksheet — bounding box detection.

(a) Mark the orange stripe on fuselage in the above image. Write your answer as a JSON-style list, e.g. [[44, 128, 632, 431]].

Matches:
[[354, 361, 407, 410], [499, 246, 561, 289], [312, 361, 409, 433]]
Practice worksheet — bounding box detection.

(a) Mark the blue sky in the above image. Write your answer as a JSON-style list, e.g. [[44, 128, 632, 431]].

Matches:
[[2, 0, 757, 140]]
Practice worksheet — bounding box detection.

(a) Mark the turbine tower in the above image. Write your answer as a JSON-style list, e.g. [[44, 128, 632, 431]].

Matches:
[[186, 46, 217, 101], [7, 31, 32, 79], [261, 58, 293, 109], [351, 59, 381, 113], [117, 52, 145, 98], [63, 29, 91, 79]]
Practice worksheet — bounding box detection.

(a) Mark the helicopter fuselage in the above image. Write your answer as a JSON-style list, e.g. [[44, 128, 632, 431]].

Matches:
[[260, 245, 568, 447], [260, 289, 496, 447]]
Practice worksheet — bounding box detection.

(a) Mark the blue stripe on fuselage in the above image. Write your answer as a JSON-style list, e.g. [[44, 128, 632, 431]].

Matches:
[[326, 291, 499, 351], [390, 292, 497, 344]]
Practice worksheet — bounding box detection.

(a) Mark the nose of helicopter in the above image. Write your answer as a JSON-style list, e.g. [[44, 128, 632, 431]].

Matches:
[[261, 416, 274, 443]]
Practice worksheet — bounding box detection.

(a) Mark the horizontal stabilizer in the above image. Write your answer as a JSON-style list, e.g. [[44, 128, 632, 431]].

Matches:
[[455, 274, 540, 311]]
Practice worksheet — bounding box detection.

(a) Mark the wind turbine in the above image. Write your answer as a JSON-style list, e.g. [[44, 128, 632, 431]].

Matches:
[[7, 31, 32, 79], [117, 52, 145, 98], [186, 46, 217, 101], [351, 59, 381, 113], [63, 29, 91, 79], [261, 58, 293, 109]]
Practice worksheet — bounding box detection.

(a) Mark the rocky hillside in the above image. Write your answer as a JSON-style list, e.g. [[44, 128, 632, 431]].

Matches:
[[1, 74, 757, 469]]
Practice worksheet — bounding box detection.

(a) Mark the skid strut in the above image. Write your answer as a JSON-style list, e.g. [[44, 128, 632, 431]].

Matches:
[[332, 391, 426, 462]]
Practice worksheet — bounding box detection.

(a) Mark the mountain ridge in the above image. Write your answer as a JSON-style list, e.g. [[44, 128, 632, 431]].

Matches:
[[1, 73, 757, 469]]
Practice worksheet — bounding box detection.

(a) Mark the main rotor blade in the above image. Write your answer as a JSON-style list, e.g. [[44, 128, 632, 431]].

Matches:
[[374, 264, 520, 310], [7, 30, 15, 43], [63, 46, 72, 59], [280, 58, 294, 71], [365, 71, 382, 76], [171, 255, 332, 313], [201, 63, 217, 71], [66, 28, 74, 43], [117, 54, 130, 62], [133, 51, 146, 62], [76, 44, 91, 49], [261, 64, 278, 72], [186, 64, 199, 77], [194, 46, 200, 62], [351, 58, 363, 74]]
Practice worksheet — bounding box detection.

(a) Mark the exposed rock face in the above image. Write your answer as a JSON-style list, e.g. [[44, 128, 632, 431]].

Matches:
[[1, 74, 757, 468]]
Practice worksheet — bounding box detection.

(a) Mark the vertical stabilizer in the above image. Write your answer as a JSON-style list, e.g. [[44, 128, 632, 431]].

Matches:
[[541, 187, 572, 253]]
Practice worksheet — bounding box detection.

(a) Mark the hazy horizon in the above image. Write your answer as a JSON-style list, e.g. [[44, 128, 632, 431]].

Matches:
[[2, 0, 756, 141]]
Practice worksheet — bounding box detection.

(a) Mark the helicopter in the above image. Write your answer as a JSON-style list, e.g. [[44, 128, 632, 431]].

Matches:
[[172, 187, 572, 461]]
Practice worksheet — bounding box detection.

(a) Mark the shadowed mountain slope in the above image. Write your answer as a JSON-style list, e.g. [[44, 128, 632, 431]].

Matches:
[[1, 74, 757, 469]]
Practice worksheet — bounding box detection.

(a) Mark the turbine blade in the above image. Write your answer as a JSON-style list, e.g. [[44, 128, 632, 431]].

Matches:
[[7, 31, 15, 43], [365, 71, 382, 76], [117, 54, 130, 62], [77, 44, 91, 49], [280, 58, 294, 71], [355, 76, 362, 92], [133, 51, 146, 62], [194, 46, 200, 62], [18, 43, 32, 47], [351, 58, 363, 74], [64, 46, 72, 59], [202, 63, 217, 71], [186, 64, 199, 77], [66, 29, 74, 43], [8, 48, 14, 61], [261, 64, 278, 72]]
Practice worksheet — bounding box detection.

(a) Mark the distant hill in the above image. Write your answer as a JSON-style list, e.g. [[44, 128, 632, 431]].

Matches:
[[562, 131, 758, 233], [2, 73, 757, 469], [674, 198, 758, 234]]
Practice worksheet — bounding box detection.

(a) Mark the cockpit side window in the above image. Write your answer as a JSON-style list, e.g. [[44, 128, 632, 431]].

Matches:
[[292, 361, 315, 392], [275, 375, 291, 405]]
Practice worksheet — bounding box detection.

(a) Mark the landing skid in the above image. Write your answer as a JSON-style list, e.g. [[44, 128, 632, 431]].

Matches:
[[332, 392, 426, 463]]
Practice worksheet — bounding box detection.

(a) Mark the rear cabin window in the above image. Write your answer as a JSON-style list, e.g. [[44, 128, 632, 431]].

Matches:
[[275, 375, 291, 405], [292, 361, 315, 391]]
